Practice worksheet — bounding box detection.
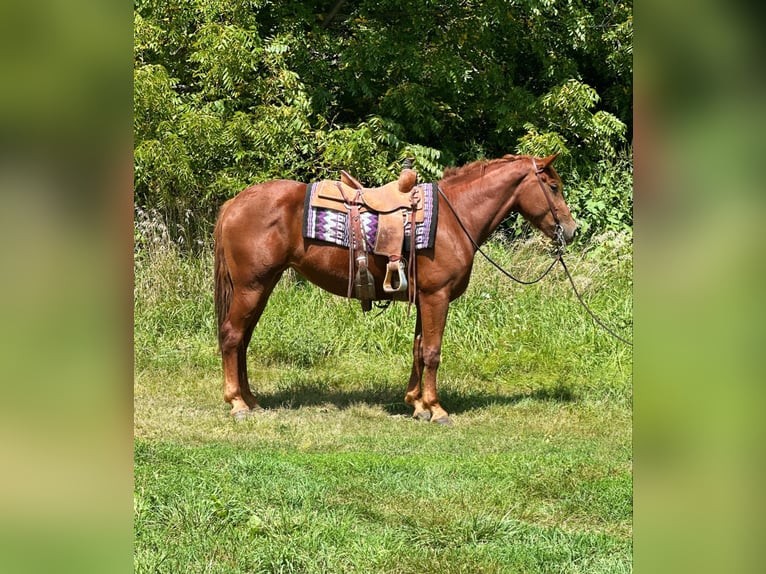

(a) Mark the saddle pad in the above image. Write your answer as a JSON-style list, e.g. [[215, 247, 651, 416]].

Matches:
[[302, 182, 438, 252]]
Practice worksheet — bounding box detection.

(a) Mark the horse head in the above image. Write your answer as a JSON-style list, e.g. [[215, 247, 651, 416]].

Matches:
[[516, 154, 578, 245]]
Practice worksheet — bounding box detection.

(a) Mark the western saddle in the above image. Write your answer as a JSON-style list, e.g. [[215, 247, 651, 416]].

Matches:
[[309, 161, 421, 311]]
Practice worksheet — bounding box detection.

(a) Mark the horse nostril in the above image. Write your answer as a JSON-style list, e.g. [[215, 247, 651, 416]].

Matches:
[[565, 224, 577, 244]]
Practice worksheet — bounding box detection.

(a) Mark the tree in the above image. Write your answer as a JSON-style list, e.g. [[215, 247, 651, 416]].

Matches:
[[134, 0, 632, 243]]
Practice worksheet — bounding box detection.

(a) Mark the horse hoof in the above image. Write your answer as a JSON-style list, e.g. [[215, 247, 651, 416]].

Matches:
[[232, 409, 251, 422], [414, 411, 432, 422], [433, 416, 453, 426]]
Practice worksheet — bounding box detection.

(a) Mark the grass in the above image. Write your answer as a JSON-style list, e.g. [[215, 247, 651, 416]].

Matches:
[[135, 437, 630, 573], [134, 227, 632, 573]]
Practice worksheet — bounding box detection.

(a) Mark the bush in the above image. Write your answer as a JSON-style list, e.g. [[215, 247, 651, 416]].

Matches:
[[566, 149, 633, 240]]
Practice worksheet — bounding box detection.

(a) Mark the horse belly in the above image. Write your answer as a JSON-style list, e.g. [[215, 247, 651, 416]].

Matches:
[[290, 243, 358, 298], [290, 244, 410, 302]]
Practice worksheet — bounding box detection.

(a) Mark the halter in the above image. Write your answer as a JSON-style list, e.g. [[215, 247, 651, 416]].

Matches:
[[531, 158, 565, 250]]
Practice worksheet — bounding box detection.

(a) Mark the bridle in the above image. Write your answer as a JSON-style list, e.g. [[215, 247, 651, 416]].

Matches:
[[531, 158, 566, 251], [436, 160, 562, 285], [436, 157, 566, 282]]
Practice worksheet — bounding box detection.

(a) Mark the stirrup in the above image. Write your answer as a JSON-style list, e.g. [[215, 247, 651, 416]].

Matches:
[[354, 256, 376, 303], [383, 259, 408, 293]]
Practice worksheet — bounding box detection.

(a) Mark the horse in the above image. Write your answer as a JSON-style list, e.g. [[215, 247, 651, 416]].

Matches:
[[214, 153, 577, 424]]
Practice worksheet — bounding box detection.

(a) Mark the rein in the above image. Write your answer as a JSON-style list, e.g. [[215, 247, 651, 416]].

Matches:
[[437, 158, 633, 346], [557, 255, 633, 346]]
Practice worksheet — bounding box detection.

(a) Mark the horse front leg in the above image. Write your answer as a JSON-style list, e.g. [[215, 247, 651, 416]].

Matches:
[[404, 306, 430, 421], [415, 291, 453, 425]]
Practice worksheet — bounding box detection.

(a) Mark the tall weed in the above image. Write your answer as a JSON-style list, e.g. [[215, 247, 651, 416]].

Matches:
[[134, 207, 216, 372]]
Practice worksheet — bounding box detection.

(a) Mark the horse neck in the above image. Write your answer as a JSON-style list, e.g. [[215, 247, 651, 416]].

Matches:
[[441, 160, 527, 246]]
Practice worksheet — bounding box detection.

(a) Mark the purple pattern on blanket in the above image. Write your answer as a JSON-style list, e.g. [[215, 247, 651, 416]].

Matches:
[[303, 182, 437, 252]]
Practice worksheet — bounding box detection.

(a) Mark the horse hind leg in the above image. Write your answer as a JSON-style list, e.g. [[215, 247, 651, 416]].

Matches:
[[237, 321, 261, 411], [219, 275, 281, 418]]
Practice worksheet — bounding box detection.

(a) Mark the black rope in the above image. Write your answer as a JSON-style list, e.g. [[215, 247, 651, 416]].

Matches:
[[557, 256, 633, 346]]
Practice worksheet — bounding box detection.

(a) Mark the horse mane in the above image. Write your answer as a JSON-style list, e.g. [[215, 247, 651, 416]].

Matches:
[[441, 154, 525, 182], [441, 154, 562, 184]]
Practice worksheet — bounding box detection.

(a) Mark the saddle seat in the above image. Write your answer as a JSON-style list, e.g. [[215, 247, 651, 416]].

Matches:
[[311, 170, 422, 219]]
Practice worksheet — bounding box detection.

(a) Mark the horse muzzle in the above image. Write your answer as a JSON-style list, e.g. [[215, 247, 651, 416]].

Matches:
[[555, 220, 578, 246]]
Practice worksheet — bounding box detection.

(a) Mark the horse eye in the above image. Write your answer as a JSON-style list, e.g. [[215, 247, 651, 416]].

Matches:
[[550, 183, 559, 192]]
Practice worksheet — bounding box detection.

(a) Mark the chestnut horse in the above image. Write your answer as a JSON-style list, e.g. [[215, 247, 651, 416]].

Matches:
[[214, 154, 577, 424]]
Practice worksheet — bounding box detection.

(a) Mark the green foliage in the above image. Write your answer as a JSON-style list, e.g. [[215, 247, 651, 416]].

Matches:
[[517, 80, 627, 173], [134, 0, 633, 246], [319, 119, 393, 184], [566, 150, 634, 239], [188, 22, 262, 98]]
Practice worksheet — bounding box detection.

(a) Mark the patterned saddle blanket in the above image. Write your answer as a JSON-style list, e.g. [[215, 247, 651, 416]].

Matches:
[[302, 182, 438, 252]]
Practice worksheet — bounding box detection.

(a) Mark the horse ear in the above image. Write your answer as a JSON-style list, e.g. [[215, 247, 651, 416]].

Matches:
[[540, 153, 559, 169]]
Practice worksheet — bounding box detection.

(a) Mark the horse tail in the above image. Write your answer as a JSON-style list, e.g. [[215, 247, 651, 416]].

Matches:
[[214, 199, 234, 337]]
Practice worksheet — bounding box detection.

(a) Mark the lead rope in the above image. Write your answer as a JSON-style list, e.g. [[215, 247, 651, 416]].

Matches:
[[557, 256, 633, 346]]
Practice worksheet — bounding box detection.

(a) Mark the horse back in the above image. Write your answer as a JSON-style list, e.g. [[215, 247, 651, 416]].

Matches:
[[218, 180, 306, 231]]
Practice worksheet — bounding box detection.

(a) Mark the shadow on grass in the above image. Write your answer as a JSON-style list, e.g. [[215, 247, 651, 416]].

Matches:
[[258, 378, 576, 416]]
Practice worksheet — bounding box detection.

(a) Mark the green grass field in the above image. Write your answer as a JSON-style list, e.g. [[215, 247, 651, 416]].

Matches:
[[134, 232, 632, 573]]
